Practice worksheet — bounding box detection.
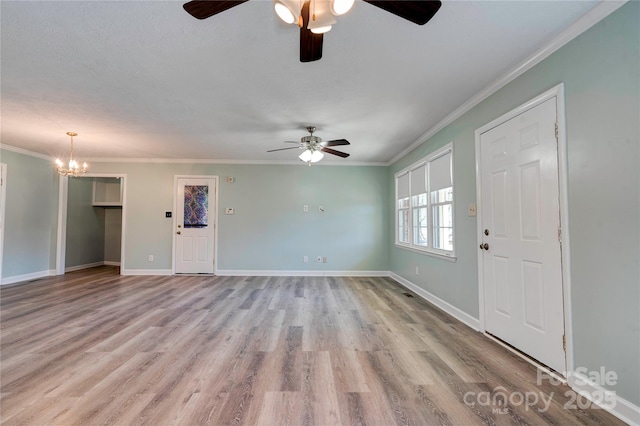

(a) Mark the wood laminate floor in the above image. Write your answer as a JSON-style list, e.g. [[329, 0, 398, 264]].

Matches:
[[0, 267, 624, 425]]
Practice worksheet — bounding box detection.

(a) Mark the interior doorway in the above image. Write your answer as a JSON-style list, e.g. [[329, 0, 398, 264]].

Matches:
[[56, 173, 127, 275]]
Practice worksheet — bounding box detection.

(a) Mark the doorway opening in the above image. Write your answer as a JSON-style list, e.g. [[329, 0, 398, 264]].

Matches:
[[56, 174, 127, 275]]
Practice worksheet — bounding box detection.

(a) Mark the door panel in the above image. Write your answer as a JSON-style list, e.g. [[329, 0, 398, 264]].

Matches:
[[480, 97, 565, 372], [175, 178, 216, 274]]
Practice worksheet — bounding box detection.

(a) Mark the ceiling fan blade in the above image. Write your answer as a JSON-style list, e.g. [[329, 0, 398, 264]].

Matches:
[[300, 1, 323, 62], [363, 0, 441, 25], [322, 147, 350, 158], [267, 146, 302, 152], [325, 139, 350, 147], [183, 0, 249, 20]]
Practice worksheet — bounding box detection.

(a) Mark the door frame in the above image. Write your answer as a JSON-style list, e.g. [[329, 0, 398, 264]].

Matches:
[[56, 173, 127, 275], [0, 164, 7, 281], [172, 175, 219, 275], [474, 83, 573, 377]]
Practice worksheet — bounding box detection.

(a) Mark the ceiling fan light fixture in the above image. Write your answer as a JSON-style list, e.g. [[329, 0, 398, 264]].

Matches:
[[298, 149, 313, 163], [310, 150, 324, 162], [310, 25, 332, 34], [274, 0, 298, 24], [307, 0, 336, 33], [331, 0, 354, 16], [298, 149, 324, 163]]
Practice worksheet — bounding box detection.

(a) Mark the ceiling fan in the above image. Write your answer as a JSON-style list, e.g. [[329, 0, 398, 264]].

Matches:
[[183, 0, 442, 62], [267, 126, 350, 164]]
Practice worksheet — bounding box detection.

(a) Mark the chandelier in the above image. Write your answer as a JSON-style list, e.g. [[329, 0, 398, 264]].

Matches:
[[55, 132, 88, 177]]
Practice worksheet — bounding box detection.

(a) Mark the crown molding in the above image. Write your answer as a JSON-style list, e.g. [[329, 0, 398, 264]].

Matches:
[[87, 157, 387, 167], [0, 144, 53, 161], [388, 0, 628, 166]]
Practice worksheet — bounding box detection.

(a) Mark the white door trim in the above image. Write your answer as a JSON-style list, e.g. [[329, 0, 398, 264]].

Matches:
[[474, 83, 573, 376], [0, 164, 7, 281], [172, 175, 219, 275], [56, 173, 127, 275]]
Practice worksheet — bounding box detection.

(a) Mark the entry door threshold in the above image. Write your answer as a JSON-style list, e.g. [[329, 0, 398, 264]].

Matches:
[[484, 332, 567, 385]]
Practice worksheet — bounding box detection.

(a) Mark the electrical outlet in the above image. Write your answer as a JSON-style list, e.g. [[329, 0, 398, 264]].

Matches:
[[303, 256, 308, 263], [415, 266, 419, 275], [323, 256, 327, 263], [316, 256, 322, 263], [148, 255, 154, 262]]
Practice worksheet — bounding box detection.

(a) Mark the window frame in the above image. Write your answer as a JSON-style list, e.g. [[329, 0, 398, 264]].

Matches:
[[394, 143, 456, 260]]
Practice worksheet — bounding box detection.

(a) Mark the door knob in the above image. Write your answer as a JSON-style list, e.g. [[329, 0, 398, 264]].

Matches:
[[177, 231, 181, 235], [479, 243, 489, 250]]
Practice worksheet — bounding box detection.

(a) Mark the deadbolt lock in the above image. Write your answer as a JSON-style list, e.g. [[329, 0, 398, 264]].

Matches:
[[484, 229, 489, 236]]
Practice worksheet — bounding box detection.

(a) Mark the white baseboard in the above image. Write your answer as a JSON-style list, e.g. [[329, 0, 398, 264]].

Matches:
[[65, 261, 106, 272], [121, 269, 172, 276], [388, 273, 639, 425], [389, 272, 480, 331], [1, 269, 56, 286], [570, 371, 640, 426], [215, 270, 390, 277]]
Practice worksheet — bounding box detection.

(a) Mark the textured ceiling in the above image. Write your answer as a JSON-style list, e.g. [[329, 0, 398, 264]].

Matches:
[[1, 0, 600, 164]]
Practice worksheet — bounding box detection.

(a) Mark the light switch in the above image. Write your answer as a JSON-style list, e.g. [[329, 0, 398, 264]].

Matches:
[[227, 176, 235, 183], [468, 204, 477, 217]]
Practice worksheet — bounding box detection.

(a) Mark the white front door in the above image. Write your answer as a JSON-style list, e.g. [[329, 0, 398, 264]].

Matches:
[[175, 177, 216, 274], [478, 97, 565, 372]]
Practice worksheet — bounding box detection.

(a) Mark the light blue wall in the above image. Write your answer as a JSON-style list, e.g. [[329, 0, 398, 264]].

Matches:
[[65, 177, 105, 268], [0, 148, 59, 279], [86, 162, 389, 272], [389, 2, 639, 406]]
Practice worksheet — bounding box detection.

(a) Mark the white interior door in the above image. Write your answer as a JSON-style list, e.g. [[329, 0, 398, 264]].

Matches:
[[175, 177, 216, 274], [479, 97, 566, 372]]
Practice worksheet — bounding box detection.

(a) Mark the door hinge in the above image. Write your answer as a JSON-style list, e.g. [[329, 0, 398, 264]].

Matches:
[[555, 123, 559, 139], [558, 227, 562, 242], [562, 334, 566, 351]]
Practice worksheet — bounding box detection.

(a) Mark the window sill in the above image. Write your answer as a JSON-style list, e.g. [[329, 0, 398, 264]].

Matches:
[[394, 243, 457, 262]]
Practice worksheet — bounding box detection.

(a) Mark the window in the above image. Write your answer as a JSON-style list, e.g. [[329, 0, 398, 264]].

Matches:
[[395, 144, 454, 258]]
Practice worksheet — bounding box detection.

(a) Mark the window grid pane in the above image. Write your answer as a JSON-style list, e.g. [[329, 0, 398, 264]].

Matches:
[[432, 202, 453, 250], [413, 207, 428, 246], [398, 209, 409, 243]]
